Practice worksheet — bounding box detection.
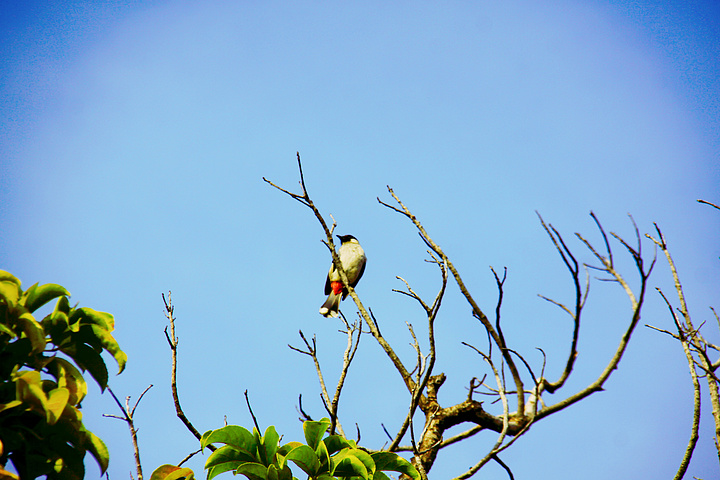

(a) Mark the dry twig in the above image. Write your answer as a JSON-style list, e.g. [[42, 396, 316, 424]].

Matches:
[[104, 385, 152, 480], [163, 292, 216, 451]]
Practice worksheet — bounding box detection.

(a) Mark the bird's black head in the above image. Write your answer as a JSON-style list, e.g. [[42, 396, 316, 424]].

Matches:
[[337, 234, 357, 244]]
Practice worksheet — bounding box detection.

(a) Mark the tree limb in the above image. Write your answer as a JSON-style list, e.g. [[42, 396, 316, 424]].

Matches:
[[163, 292, 215, 450]]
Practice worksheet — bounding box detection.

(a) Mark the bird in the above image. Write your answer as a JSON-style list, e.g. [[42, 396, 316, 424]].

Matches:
[[319, 234, 366, 318]]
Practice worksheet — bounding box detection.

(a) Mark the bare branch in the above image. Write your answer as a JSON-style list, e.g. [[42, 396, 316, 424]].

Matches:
[[536, 213, 586, 394], [491, 266, 508, 356], [538, 215, 653, 419], [177, 449, 202, 467], [289, 330, 343, 435], [163, 292, 214, 450], [297, 394, 313, 422], [383, 187, 525, 414], [244, 390, 261, 433], [493, 455, 515, 480], [698, 199, 720, 211], [671, 320, 702, 480], [388, 259, 446, 452], [329, 315, 363, 436], [647, 225, 720, 460], [267, 155, 414, 393], [105, 385, 152, 480]]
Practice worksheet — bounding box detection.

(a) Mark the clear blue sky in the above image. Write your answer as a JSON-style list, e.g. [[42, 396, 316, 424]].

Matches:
[[1, 1, 719, 478]]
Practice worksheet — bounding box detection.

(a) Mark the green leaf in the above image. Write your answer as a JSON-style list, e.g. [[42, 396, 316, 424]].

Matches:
[[16, 312, 46, 355], [201, 425, 256, 454], [372, 471, 391, 480], [150, 465, 195, 480], [0, 270, 21, 286], [64, 342, 109, 391], [332, 449, 371, 479], [82, 428, 110, 474], [315, 438, 330, 472], [276, 464, 293, 480], [0, 323, 15, 338], [47, 357, 87, 405], [276, 441, 302, 470], [15, 370, 48, 415], [70, 307, 115, 331], [165, 468, 195, 480], [53, 294, 71, 316], [46, 387, 70, 425], [277, 441, 302, 456], [285, 444, 320, 476], [371, 452, 419, 480], [0, 272, 21, 307], [236, 462, 268, 480], [333, 448, 375, 478], [323, 435, 352, 455], [42, 309, 70, 341], [266, 464, 279, 480], [253, 427, 266, 467], [204, 445, 254, 471], [80, 324, 127, 375], [261, 425, 280, 466], [0, 400, 22, 414], [24, 283, 70, 313], [206, 463, 238, 480], [303, 418, 331, 450]]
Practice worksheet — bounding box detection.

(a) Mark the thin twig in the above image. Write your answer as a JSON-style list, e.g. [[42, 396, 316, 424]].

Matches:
[[178, 449, 202, 467], [162, 292, 215, 451], [698, 199, 720, 211], [244, 390, 261, 433], [536, 215, 654, 420], [648, 225, 720, 465], [105, 385, 152, 480], [381, 187, 525, 415]]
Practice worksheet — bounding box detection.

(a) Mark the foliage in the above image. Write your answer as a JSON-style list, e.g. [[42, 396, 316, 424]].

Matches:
[[151, 418, 419, 480], [0, 270, 126, 479]]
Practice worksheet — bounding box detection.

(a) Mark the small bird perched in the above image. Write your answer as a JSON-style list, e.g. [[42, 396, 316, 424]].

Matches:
[[319, 235, 366, 318]]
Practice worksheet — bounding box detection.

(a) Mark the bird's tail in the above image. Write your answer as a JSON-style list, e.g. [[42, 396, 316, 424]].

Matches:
[[319, 292, 342, 318]]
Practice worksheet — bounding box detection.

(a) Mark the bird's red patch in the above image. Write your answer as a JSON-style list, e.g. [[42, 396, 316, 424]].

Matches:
[[331, 281, 344, 295]]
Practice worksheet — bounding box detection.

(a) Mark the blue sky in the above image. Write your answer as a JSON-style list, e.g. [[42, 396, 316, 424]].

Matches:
[[1, 1, 719, 479]]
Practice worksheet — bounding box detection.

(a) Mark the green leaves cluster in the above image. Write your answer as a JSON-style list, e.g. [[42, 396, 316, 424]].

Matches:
[[202, 418, 418, 480], [152, 418, 418, 480], [0, 271, 126, 479]]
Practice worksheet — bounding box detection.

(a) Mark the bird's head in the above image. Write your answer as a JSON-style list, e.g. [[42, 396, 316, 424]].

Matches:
[[337, 234, 359, 244]]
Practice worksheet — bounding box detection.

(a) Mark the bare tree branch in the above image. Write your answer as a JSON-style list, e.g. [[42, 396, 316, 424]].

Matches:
[[535, 213, 585, 394], [163, 292, 215, 451], [380, 187, 526, 415], [267, 155, 414, 395], [389, 257, 447, 452], [698, 199, 720, 211], [647, 224, 720, 465], [177, 449, 203, 468], [269, 157, 658, 477], [537, 216, 654, 420], [244, 390, 261, 433], [652, 288, 702, 480], [288, 331, 346, 436], [104, 385, 152, 480], [329, 315, 363, 435]]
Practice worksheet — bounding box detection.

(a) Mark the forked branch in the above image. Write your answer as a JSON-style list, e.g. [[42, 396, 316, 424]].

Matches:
[[378, 186, 526, 415], [536, 214, 654, 419], [104, 385, 152, 480], [646, 222, 720, 469]]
